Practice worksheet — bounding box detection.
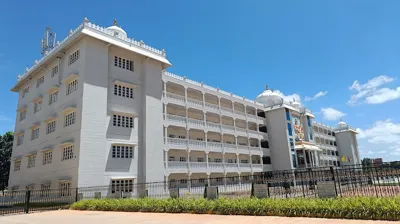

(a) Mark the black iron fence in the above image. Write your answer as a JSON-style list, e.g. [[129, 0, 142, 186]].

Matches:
[[2, 165, 400, 215]]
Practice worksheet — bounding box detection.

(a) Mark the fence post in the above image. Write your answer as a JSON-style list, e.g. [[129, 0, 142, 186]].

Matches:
[[330, 167, 338, 197], [75, 188, 79, 202], [24, 190, 31, 214]]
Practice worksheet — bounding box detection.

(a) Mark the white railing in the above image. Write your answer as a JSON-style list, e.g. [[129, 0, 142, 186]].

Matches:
[[221, 106, 233, 114], [235, 110, 245, 116], [221, 124, 235, 132], [188, 139, 206, 148], [237, 145, 249, 150], [206, 121, 221, 130], [187, 97, 203, 107], [248, 130, 258, 135], [205, 102, 219, 111], [166, 114, 186, 124], [252, 164, 263, 169], [168, 162, 188, 169], [209, 162, 224, 170], [187, 118, 205, 127], [190, 162, 207, 169], [167, 138, 187, 146], [250, 146, 260, 151], [223, 143, 236, 150], [240, 163, 251, 168], [208, 141, 223, 149], [247, 114, 257, 119], [166, 92, 185, 103], [236, 127, 247, 134], [225, 163, 239, 171]]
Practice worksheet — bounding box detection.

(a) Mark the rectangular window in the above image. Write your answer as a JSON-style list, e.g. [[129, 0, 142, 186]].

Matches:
[[46, 120, 56, 134], [59, 182, 71, 197], [64, 111, 76, 127], [179, 157, 187, 162], [27, 155, 36, 168], [285, 108, 290, 121], [51, 65, 59, 77], [292, 154, 297, 167], [287, 123, 293, 136], [112, 114, 134, 128], [114, 56, 134, 71], [43, 151, 52, 165], [240, 159, 248, 164], [112, 145, 134, 158], [36, 76, 44, 88], [114, 84, 134, 99], [197, 157, 204, 162], [307, 116, 311, 127], [40, 183, 51, 197], [34, 100, 42, 113], [19, 110, 26, 121], [17, 135, 24, 146], [31, 128, 39, 140], [14, 160, 21, 171], [22, 86, 30, 98], [168, 156, 175, 161], [62, 145, 74, 161], [111, 179, 134, 193], [68, 50, 80, 66], [216, 177, 223, 182], [66, 79, 78, 95], [214, 158, 222, 163], [49, 91, 58, 105]]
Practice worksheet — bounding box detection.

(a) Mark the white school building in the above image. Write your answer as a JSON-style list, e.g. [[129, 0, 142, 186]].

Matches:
[[8, 18, 360, 193]]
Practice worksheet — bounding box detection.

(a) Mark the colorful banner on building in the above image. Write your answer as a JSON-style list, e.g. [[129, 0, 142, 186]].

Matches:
[[292, 116, 304, 141]]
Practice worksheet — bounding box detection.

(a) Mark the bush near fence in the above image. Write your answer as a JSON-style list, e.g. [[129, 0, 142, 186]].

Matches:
[[70, 197, 400, 221]]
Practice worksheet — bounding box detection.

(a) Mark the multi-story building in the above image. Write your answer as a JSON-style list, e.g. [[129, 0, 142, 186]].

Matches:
[[8, 18, 361, 194]]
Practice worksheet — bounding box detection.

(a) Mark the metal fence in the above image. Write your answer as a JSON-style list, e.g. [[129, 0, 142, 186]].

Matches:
[[2, 165, 400, 215]]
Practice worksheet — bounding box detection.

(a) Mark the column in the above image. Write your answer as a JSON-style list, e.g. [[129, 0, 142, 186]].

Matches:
[[187, 150, 190, 170], [164, 126, 168, 143], [218, 97, 221, 113], [244, 106, 247, 121], [222, 153, 226, 170], [207, 174, 211, 186], [232, 101, 235, 114], [184, 88, 188, 105], [303, 149, 307, 167], [163, 82, 167, 97], [223, 173, 227, 189], [205, 132, 208, 148], [206, 152, 209, 170], [203, 112, 206, 127], [165, 150, 168, 169], [202, 93, 205, 106], [238, 175, 242, 186], [235, 137, 238, 150], [236, 154, 240, 168], [187, 174, 191, 190]]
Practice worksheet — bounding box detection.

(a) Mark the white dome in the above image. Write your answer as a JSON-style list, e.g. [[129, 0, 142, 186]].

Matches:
[[292, 101, 301, 108], [106, 19, 127, 38], [338, 120, 347, 127], [255, 85, 283, 105]]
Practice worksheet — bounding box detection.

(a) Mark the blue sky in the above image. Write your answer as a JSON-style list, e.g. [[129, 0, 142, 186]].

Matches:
[[1, 0, 400, 161]]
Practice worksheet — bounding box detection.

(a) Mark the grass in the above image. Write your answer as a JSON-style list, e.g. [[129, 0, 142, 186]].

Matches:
[[70, 197, 400, 221]]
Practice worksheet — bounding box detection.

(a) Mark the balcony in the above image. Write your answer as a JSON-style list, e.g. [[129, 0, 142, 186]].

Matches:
[[165, 92, 185, 105], [237, 144, 249, 153], [208, 162, 224, 171], [187, 97, 203, 109], [221, 124, 235, 134], [236, 127, 247, 136], [240, 163, 252, 172], [247, 113, 257, 122], [221, 106, 233, 115], [187, 118, 205, 129], [207, 141, 223, 151], [206, 121, 221, 132], [166, 138, 187, 149], [225, 163, 239, 172], [188, 139, 206, 149], [190, 162, 207, 170], [222, 143, 236, 153], [205, 102, 219, 112], [168, 161, 188, 171], [248, 130, 259, 138], [234, 110, 246, 119], [252, 164, 263, 171], [249, 146, 260, 153], [165, 114, 186, 127]]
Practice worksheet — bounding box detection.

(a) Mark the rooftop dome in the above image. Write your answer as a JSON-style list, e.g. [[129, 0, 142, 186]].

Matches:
[[106, 19, 128, 39], [338, 120, 347, 127], [255, 84, 283, 106]]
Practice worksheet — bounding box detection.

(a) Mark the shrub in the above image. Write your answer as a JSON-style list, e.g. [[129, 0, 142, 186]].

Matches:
[[70, 197, 400, 220]]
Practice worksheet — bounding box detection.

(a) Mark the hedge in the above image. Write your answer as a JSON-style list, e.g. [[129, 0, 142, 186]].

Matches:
[[70, 197, 400, 221]]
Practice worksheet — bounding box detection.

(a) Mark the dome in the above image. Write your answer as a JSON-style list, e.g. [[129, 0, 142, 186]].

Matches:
[[106, 19, 128, 39], [292, 100, 301, 108], [255, 84, 283, 106], [338, 120, 347, 127]]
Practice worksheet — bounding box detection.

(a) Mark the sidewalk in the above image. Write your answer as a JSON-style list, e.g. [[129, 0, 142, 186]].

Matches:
[[0, 210, 395, 224]]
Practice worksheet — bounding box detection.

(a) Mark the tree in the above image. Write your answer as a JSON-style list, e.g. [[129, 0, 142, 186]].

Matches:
[[0, 132, 13, 192], [361, 158, 373, 167]]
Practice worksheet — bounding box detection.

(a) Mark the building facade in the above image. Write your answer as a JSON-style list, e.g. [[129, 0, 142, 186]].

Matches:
[[8, 18, 361, 194]]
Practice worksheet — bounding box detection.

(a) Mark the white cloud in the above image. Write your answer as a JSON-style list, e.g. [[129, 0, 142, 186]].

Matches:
[[305, 91, 328, 101], [274, 90, 301, 104], [357, 119, 400, 159], [348, 75, 399, 105], [0, 115, 11, 121], [320, 107, 345, 120]]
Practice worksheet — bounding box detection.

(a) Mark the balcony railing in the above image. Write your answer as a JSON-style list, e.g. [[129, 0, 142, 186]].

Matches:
[[209, 162, 224, 170], [208, 141, 223, 149], [187, 97, 203, 107], [221, 106, 233, 114], [168, 161, 188, 169], [166, 114, 186, 124], [249, 146, 260, 151], [252, 164, 263, 169], [188, 139, 206, 148], [235, 110, 246, 116], [237, 144, 249, 150], [240, 163, 251, 168], [223, 143, 236, 150], [221, 124, 235, 132], [190, 162, 207, 169], [248, 130, 258, 135], [206, 121, 221, 130], [187, 118, 205, 127], [167, 138, 187, 146], [236, 127, 247, 134], [205, 102, 219, 111], [166, 92, 185, 103]]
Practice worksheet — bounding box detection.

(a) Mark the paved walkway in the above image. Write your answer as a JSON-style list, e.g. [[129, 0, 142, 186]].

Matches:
[[0, 210, 395, 224]]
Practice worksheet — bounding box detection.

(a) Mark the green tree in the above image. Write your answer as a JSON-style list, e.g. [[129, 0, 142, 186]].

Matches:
[[0, 132, 13, 193], [361, 158, 373, 167]]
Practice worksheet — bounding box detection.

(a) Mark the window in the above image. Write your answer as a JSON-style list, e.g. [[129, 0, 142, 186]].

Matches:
[[292, 154, 297, 168], [307, 116, 311, 127], [198, 178, 205, 183], [64, 111, 76, 127], [114, 56, 134, 71], [114, 84, 134, 99], [287, 123, 292, 136], [40, 183, 51, 197], [51, 65, 59, 77], [62, 145, 74, 161], [214, 158, 222, 163], [227, 159, 236, 163], [179, 157, 187, 162], [68, 49, 80, 66], [34, 100, 42, 113], [22, 86, 30, 98], [112, 145, 134, 158], [14, 160, 21, 171], [285, 108, 290, 121], [49, 91, 58, 105], [197, 157, 204, 162], [262, 156, 271, 164], [112, 114, 134, 128], [27, 155, 36, 168], [36, 76, 44, 88], [216, 177, 223, 182], [111, 179, 134, 193], [169, 156, 175, 161], [180, 179, 187, 184], [19, 110, 26, 121], [59, 182, 71, 197], [43, 151, 52, 165], [240, 159, 248, 164], [46, 120, 56, 134], [31, 128, 39, 140], [17, 134, 24, 146], [66, 79, 78, 95]]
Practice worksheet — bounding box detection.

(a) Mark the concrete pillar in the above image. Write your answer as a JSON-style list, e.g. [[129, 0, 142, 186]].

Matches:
[[184, 88, 187, 104], [303, 149, 307, 167], [206, 152, 209, 170], [165, 150, 168, 169]]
